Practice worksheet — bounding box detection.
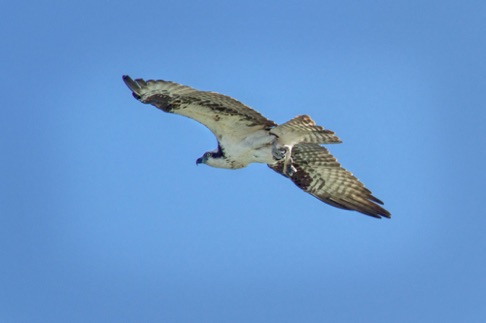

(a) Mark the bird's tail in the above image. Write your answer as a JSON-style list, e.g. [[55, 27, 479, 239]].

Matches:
[[270, 115, 341, 146]]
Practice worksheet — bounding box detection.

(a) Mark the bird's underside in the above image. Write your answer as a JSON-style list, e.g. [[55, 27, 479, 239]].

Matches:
[[123, 75, 391, 219]]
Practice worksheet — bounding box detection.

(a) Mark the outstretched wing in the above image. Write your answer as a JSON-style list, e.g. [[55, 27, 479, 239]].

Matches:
[[268, 143, 390, 218], [123, 76, 276, 141]]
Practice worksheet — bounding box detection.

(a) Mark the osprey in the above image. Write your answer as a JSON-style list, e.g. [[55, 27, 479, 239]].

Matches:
[[123, 75, 390, 219]]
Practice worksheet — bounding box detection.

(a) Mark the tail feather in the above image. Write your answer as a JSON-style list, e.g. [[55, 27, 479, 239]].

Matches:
[[271, 115, 341, 146]]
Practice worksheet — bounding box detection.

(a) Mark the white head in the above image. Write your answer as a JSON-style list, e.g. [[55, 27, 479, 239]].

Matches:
[[196, 147, 244, 169]]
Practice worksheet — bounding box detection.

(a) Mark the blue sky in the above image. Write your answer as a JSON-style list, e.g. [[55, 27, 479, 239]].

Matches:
[[1, 0, 485, 322]]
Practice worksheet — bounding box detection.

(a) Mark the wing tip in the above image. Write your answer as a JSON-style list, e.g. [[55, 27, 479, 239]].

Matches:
[[366, 204, 391, 219], [370, 209, 391, 219], [122, 74, 133, 86], [122, 75, 142, 99], [327, 195, 391, 219], [367, 196, 391, 219]]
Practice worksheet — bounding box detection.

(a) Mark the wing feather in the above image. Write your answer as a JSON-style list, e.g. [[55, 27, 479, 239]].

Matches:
[[268, 143, 390, 218], [123, 75, 276, 141]]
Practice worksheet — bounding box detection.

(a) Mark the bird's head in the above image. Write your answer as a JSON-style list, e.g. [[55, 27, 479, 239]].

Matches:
[[196, 151, 213, 165], [197, 145, 224, 166], [196, 147, 226, 167], [196, 149, 244, 169]]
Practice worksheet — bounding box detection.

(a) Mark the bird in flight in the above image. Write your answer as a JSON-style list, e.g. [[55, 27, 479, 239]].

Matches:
[[123, 75, 390, 218]]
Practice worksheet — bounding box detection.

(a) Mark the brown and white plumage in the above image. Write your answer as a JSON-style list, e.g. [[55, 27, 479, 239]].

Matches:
[[268, 143, 390, 218], [123, 76, 276, 140], [270, 115, 342, 146], [123, 75, 390, 218]]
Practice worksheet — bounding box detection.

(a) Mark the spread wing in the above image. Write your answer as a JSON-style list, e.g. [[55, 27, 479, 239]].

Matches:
[[123, 75, 276, 141], [268, 143, 390, 218]]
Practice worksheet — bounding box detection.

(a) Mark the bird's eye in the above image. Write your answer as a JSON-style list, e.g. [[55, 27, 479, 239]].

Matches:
[[205, 152, 211, 157]]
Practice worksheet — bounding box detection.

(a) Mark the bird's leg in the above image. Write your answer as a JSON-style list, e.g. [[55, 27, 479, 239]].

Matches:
[[272, 143, 296, 176], [272, 144, 286, 160], [282, 145, 297, 176], [289, 164, 297, 175]]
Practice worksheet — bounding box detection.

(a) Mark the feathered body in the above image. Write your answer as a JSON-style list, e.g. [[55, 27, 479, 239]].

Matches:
[[123, 75, 390, 219]]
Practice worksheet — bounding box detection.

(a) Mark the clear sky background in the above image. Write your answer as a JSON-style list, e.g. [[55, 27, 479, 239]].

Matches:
[[1, 0, 485, 322]]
